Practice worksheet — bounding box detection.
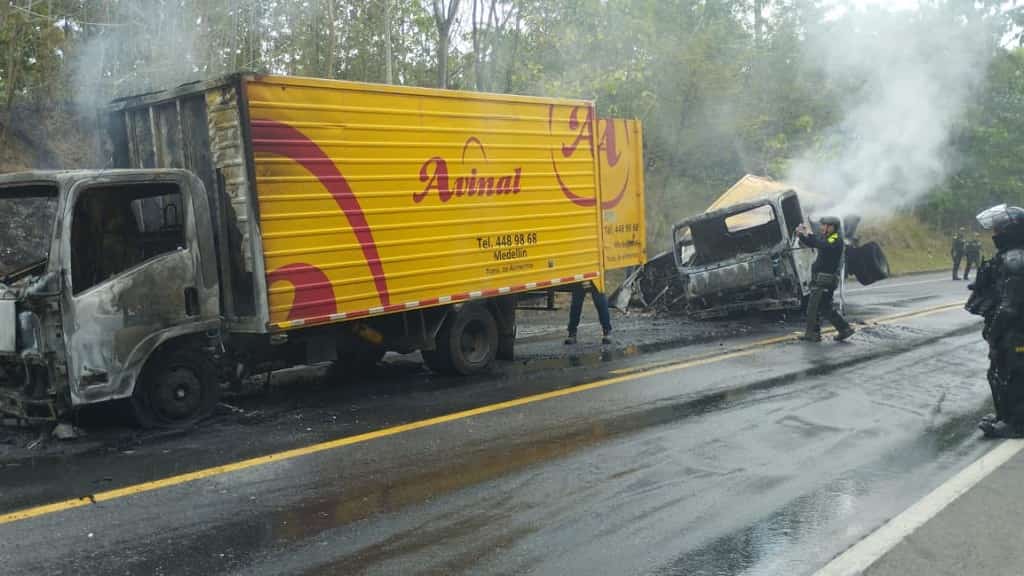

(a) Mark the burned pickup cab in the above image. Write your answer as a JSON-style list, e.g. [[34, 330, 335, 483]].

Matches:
[[673, 190, 815, 319], [671, 178, 889, 319]]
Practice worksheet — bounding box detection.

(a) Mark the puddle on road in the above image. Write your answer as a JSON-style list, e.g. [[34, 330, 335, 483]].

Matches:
[[652, 406, 992, 576]]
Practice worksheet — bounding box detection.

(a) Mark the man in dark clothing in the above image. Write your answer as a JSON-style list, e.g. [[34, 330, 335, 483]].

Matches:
[[796, 216, 855, 343], [967, 205, 1024, 438], [951, 227, 966, 280], [565, 281, 612, 345], [964, 233, 983, 280]]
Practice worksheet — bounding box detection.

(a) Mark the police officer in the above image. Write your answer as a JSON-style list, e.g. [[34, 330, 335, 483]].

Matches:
[[796, 216, 855, 342], [951, 227, 966, 280], [964, 232, 983, 281], [967, 205, 1024, 438]]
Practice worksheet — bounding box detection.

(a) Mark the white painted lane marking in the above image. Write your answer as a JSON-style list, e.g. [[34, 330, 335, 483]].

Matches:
[[814, 439, 1024, 576]]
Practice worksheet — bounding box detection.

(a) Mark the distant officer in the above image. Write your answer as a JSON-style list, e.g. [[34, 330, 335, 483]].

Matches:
[[796, 217, 855, 343], [967, 205, 1024, 438], [964, 233, 983, 281], [565, 281, 612, 345], [951, 227, 966, 280]]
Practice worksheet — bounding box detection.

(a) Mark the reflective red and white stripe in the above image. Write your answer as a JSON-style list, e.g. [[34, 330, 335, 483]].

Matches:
[[273, 271, 599, 330]]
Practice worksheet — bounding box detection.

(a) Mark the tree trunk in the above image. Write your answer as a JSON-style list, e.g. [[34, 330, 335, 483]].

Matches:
[[437, 33, 450, 88], [754, 0, 764, 47], [384, 0, 393, 84], [432, 0, 460, 89], [326, 0, 337, 78], [4, 1, 24, 143]]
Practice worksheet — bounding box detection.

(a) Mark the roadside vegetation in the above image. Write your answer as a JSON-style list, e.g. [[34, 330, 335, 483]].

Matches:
[[0, 1, 1022, 260], [860, 216, 962, 276]]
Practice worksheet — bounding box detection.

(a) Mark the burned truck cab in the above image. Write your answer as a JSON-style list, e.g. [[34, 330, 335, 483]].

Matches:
[[672, 190, 816, 319], [0, 170, 220, 423]]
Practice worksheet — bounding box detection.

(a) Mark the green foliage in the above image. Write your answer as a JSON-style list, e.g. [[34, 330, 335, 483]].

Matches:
[[0, 0, 1023, 248]]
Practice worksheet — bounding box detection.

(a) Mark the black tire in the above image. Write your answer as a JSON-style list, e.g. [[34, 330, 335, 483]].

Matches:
[[132, 346, 219, 429], [341, 343, 385, 373], [430, 304, 498, 375], [849, 242, 890, 286], [326, 340, 385, 384], [421, 348, 451, 373]]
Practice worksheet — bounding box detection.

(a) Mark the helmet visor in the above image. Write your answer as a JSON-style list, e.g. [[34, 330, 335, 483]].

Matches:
[[977, 204, 1009, 231]]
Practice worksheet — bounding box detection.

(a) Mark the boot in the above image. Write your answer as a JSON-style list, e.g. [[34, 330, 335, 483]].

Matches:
[[979, 419, 1024, 438], [834, 326, 856, 342], [601, 330, 612, 345], [564, 333, 577, 345]]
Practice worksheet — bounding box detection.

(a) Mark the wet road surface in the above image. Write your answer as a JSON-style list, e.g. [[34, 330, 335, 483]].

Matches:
[[0, 273, 994, 575]]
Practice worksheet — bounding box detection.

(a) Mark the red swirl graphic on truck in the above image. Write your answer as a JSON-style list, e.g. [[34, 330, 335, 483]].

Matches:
[[548, 106, 631, 210], [251, 119, 391, 311]]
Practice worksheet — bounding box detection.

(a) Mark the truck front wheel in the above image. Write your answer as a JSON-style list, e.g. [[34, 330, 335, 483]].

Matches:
[[427, 304, 498, 375], [132, 347, 219, 428]]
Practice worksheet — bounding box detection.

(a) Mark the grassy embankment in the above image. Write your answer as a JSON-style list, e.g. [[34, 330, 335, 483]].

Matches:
[[860, 214, 992, 276]]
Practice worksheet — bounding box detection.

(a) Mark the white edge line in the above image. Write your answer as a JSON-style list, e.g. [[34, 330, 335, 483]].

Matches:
[[815, 439, 1024, 576]]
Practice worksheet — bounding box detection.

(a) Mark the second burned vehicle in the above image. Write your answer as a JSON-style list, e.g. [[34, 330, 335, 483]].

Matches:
[[670, 175, 890, 319]]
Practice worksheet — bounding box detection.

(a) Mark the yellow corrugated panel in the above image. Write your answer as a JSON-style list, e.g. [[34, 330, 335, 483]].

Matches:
[[245, 75, 604, 328], [599, 118, 646, 269]]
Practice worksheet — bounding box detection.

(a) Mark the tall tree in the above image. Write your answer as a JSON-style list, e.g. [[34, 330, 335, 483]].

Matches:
[[431, 0, 460, 88]]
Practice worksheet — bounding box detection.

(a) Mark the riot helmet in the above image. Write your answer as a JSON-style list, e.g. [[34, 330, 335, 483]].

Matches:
[[977, 204, 1024, 249]]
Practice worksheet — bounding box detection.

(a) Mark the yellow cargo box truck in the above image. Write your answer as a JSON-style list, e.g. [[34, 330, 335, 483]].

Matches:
[[0, 74, 644, 426]]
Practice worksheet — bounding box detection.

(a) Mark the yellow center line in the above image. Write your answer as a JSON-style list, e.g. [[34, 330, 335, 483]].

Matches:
[[0, 300, 967, 527]]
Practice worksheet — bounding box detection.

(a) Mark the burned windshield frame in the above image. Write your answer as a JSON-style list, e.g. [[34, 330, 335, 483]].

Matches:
[[0, 184, 59, 278]]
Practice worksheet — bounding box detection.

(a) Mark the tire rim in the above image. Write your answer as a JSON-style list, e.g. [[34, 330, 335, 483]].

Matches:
[[460, 319, 491, 366], [152, 366, 203, 422]]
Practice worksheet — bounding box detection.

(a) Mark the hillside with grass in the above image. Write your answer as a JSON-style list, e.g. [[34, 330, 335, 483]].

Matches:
[[860, 215, 991, 277]]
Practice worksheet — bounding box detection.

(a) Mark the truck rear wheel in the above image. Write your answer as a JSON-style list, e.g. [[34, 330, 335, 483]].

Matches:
[[132, 347, 219, 428], [428, 304, 498, 375]]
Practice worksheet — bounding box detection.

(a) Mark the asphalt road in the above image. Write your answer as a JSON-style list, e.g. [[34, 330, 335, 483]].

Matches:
[[0, 272, 996, 575]]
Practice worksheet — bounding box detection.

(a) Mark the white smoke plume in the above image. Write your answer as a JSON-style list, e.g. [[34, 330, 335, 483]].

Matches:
[[786, 5, 998, 218], [71, 3, 204, 114]]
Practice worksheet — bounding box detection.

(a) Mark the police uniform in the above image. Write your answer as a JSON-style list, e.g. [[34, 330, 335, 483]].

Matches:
[[967, 205, 1024, 438], [951, 230, 966, 280], [964, 236, 983, 280], [798, 217, 855, 342]]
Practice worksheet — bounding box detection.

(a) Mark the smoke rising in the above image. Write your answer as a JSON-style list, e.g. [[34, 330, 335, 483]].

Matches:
[[71, 4, 203, 114], [786, 5, 997, 218]]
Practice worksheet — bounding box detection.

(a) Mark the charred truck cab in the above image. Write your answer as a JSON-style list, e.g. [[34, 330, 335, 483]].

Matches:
[[672, 188, 890, 319], [0, 170, 220, 424], [0, 74, 644, 427], [673, 190, 815, 319]]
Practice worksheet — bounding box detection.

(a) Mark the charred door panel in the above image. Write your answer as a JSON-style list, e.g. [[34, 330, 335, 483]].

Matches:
[[61, 174, 213, 405]]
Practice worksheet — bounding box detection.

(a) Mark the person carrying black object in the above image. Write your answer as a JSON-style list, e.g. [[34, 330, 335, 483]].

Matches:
[[796, 217, 855, 343], [565, 281, 612, 345], [951, 227, 966, 280], [967, 204, 1024, 438], [964, 232, 983, 280]]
